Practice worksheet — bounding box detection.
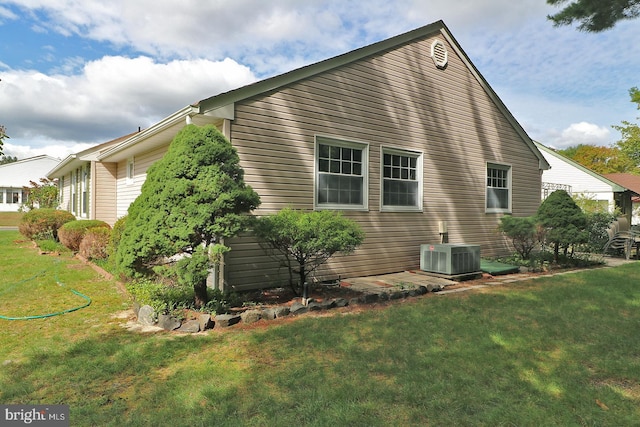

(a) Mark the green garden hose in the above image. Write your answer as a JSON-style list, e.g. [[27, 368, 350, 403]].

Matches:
[[0, 266, 91, 320]]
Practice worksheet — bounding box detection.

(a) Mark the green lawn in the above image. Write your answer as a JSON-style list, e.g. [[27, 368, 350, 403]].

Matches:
[[1, 229, 639, 426], [0, 211, 23, 227]]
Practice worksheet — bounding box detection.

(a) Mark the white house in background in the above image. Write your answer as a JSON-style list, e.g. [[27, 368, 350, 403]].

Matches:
[[0, 155, 61, 212], [534, 141, 629, 214]]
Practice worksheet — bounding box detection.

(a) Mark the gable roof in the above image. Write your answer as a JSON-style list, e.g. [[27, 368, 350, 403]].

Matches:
[[98, 20, 549, 170], [534, 141, 626, 192], [604, 173, 640, 196], [0, 155, 61, 187], [48, 130, 141, 178]]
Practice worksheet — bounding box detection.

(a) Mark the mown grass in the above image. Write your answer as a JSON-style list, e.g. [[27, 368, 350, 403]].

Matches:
[[0, 211, 23, 227], [1, 229, 640, 425]]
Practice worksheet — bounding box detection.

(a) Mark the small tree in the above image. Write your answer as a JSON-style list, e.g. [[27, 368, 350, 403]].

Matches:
[[537, 190, 588, 262], [253, 208, 365, 295], [116, 125, 260, 308], [497, 215, 538, 259], [21, 178, 59, 211]]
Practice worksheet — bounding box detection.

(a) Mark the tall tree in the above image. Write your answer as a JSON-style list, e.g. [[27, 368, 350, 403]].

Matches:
[[614, 87, 640, 168], [547, 0, 640, 32], [116, 124, 260, 307], [558, 144, 637, 174]]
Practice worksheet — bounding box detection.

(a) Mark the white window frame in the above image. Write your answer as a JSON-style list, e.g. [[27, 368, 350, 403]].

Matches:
[[126, 157, 135, 185], [314, 135, 369, 211], [380, 146, 423, 212], [486, 162, 512, 213]]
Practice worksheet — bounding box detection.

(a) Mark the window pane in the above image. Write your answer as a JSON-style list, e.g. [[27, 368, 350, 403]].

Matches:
[[319, 144, 330, 158], [330, 160, 341, 173], [383, 180, 418, 207], [319, 159, 329, 172]]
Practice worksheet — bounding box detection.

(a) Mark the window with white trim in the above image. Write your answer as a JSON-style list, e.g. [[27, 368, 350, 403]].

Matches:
[[381, 147, 423, 211], [126, 158, 135, 185], [315, 137, 368, 210], [486, 163, 511, 213]]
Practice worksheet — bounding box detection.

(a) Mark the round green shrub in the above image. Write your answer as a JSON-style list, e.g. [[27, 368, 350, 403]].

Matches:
[[58, 220, 111, 252], [79, 227, 112, 260], [18, 208, 76, 241]]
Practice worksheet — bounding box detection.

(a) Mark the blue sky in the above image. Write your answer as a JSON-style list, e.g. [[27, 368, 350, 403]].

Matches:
[[1, 0, 639, 159]]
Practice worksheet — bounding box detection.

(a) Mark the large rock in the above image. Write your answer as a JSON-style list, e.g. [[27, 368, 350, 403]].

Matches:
[[241, 309, 263, 324], [215, 314, 241, 328], [290, 302, 308, 315], [137, 305, 156, 326], [177, 320, 201, 333], [272, 306, 290, 318], [157, 314, 181, 331], [199, 314, 215, 331]]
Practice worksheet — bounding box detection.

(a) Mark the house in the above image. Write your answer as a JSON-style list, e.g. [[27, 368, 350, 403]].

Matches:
[[51, 20, 550, 291], [534, 142, 629, 212], [603, 173, 640, 225], [0, 155, 61, 212], [47, 132, 140, 223]]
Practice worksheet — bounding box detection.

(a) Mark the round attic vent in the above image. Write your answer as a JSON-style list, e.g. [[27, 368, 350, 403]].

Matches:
[[430, 39, 448, 69]]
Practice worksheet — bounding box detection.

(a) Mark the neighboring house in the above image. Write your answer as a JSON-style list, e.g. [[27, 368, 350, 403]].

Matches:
[[54, 20, 550, 291], [0, 155, 61, 212], [603, 173, 640, 225], [47, 132, 139, 223], [534, 141, 629, 213]]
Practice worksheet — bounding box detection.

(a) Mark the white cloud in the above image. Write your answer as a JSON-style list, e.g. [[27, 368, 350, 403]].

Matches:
[[551, 122, 612, 149], [0, 55, 256, 157]]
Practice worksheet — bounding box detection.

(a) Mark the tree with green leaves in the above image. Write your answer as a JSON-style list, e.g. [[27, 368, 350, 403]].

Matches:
[[116, 124, 260, 307], [20, 178, 59, 211], [547, 0, 640, 32], [557, 144, 637, 174], [613, 87, 640, 168], [253, 208, 365, 295], [497, 215, 539, 259], [0, 155, 17, 165], [537, 190, 588, 262]]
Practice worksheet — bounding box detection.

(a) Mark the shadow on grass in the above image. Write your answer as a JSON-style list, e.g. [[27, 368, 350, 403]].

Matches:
[[2, 265, 640, 426]]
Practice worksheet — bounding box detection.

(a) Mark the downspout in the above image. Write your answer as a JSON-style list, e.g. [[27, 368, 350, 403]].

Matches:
[[218, 118, 232, 292]]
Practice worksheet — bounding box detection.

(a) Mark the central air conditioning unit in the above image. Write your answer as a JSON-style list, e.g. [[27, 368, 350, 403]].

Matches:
[[420, 243, 481, 276]]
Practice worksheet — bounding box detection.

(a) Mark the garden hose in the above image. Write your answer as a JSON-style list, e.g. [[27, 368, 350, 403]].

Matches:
[[0, 263, 91, 320]]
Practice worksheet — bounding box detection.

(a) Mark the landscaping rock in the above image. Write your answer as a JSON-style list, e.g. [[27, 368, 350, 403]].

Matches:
[[157, 314, 181, 331], [261, 308, 276, 320], [177, 320, 201, 333], [272, 306, 290, 318], [137, 305, 156, 326], [417, 285, 428, 295], [307, 301, 323, 311], [361, 293, 379, 304], [349, 297, 360, 306], [427, 284, 443, 292], [198, 314, 215, 331], [290, 302, 308, 315], [215, 314, 241, 328], [320, 300, 337, 310], [389, 291, 404, 300], [334, 298, 349, 307], [241, 309, 263, 324]]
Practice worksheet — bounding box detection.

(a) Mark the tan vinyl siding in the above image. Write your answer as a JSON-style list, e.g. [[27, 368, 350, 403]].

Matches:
[[224, 33, 542, 290], [115, 146, 166, 219], [59, 172, 72, 213], [93, 162, 117, 226]]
